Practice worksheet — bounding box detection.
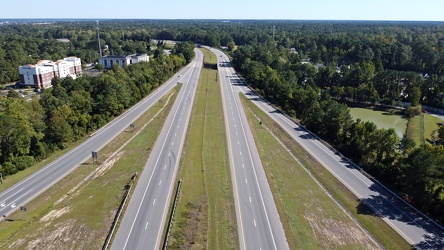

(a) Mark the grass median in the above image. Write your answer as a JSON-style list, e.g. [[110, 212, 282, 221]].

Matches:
[[168, 48, 239, 249], [0, 86, 180, 249], [240, 94, 411, 250]]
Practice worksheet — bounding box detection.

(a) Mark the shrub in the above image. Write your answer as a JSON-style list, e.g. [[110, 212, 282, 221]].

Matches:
[[3, 162, 17, 175], [404, 105, 422, 117], [13, 156, 35, 171]]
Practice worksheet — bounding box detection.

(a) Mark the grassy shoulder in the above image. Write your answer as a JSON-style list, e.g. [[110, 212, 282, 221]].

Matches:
[[0, 86, 180, 249], [168, 48, 238, 249], [240, 94, 411, 250]]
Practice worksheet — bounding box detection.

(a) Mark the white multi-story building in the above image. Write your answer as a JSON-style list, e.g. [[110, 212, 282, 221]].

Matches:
[[19, 56, 82, 89], [99, 54, 149, 69]]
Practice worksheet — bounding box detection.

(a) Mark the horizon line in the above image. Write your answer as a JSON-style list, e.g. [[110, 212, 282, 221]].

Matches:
[[1, 18, 444, 22]]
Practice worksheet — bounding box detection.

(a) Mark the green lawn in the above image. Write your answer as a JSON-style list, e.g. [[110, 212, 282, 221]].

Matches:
[[424, 114, 443, 143], [0, 87, 180, 249], [406, 113, 442, 146], [168, 48, 238, 249], [241, 94, 411, 250]]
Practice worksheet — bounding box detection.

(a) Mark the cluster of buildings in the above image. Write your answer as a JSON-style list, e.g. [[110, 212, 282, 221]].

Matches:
[[98, 54, 149, 69], [16, 21, 151, 90], [18, 53, 149, 89], [19, 57, 82, 89]]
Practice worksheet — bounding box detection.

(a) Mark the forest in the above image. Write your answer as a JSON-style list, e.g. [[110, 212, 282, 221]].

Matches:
[[227, 21, 444, 223], [0, 19, 443, 223], [0, 22, 194, 175]]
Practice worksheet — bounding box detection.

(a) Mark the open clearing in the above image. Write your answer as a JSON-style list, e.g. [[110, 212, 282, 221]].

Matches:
[[168, 49, 239, 249], [424, 114, 443, 142], [350, 106, 443, 146], [0, 86, 180, 249], [241, 94, 411, 249], [406, 113, 442, 146]]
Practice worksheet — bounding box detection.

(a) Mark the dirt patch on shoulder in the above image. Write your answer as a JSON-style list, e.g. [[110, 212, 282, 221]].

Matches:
[[306, 214, 378, 249], [94, 151, 124, 178], [40, 207, 70, 222], [8, 238, 25, 249], [26, 219, 95, 250]]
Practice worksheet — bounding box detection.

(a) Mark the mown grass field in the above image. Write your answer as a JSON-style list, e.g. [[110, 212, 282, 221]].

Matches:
[[240, 94, 411, 250], [424, 114, 443, 142], [168, 49, 238, 249], [0, 86, 180, 249], [406, 113, 443, 146]]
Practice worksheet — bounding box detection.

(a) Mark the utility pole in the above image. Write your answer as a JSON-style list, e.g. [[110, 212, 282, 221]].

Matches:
[[96, 21, 102, 58], [273, 26, 276, 40]]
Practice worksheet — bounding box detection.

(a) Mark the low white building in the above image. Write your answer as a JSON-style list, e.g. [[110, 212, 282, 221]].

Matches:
[[19, 56, 82, 89], [99, 54, 149, 69]]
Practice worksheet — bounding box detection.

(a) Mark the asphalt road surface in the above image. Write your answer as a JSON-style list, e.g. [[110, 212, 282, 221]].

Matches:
[[110, 49, 203, 250], [212, 48, 444, 249], [0, 51, 200, 222], [214, 48, 289, 250]]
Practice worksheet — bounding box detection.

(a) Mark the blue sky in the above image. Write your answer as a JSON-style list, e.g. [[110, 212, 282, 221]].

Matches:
[[2, 0, 444, 21]]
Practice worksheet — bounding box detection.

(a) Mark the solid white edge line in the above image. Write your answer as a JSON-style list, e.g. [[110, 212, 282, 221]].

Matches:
[[121, 57, 200, 250]]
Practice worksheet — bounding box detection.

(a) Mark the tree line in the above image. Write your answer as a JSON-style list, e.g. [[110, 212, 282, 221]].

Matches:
[[1, 19, 443, 222], [134, 18, 444, 224], [231, 38, 444, 224], [0, 41, 193, 176], [0, 20, 200, 85], [2, 20, 444, 109]]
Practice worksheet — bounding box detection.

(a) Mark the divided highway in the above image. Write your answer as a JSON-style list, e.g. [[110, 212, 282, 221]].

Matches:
[[215, 49, 289, 250], [0, 52, 200, 221], [110, 49, 203, 250], [211, 48, 444, 249]]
